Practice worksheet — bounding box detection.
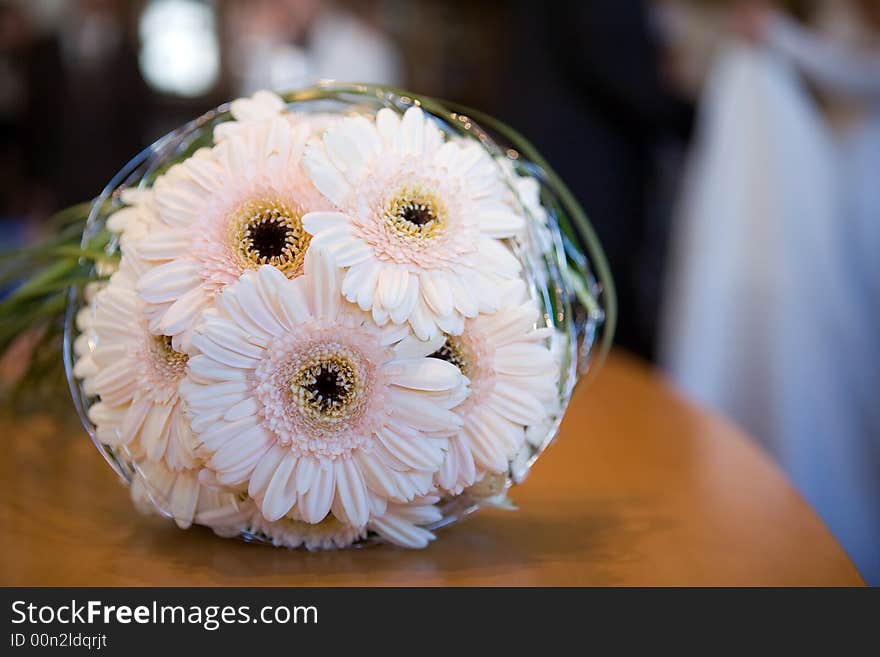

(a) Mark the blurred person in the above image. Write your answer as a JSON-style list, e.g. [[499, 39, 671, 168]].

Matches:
[[661, 0, 880, 582], [497, 0, 694, 360], [225, 0, 402, 95]]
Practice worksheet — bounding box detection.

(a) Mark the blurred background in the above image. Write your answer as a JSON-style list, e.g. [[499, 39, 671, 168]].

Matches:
[[0, 0, 877, 581]]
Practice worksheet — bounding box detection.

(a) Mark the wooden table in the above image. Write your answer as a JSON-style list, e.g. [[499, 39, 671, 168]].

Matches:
[[0, 352, 863, 586]]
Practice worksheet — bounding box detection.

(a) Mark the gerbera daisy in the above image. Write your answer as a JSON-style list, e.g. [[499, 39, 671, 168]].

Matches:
[[74, 197, 153, 427], [495, 155, 548, 226], [136, 113, 330, 346], [434, 280, 560, 494], [213, 90, 287, 142], [302, 105, 526, 340], [180, 250, 467, 528], [222, 493, 441, 550], [130, 460, 244, 530], [74, 256, 197, 473], [106, 188, 159, 253], [369, 496, 443, 548], [72, 282, 107, 381], [213, 90, 341, 148], [248, 504, 367, 550], [511, 327, 566, 483]]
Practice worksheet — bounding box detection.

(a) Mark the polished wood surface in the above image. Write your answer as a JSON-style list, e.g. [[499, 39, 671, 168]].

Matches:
[[0, 352, 863, 586]]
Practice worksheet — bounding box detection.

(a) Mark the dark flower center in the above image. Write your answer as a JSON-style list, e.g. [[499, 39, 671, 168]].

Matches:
[[148, 334, 188, 381], [385, 187, 447, 241], [400, 204, 436, 227], [292, 353, 363, 423], [430, 339, 469, 378], [233, 199, 310, 277], [302, 364, 350, 413], [249, 219, 292, 259]]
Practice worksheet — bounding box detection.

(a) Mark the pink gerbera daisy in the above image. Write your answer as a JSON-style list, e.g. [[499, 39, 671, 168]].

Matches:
[[180, 251, 467, 528], [302, 105, 525, 340]]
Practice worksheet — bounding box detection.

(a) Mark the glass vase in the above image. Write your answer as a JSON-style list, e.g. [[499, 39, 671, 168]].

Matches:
[[63, 82, 616, 546]]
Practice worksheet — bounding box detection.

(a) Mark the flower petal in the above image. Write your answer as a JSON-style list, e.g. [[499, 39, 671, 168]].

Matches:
[[300, 460, 335, 523], [334, 458, 370, 527], [261, 451, 300, 521], [384, 357, 462, 392]]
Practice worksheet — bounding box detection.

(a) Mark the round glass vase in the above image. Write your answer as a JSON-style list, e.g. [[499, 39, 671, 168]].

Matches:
[[64, 82, 616, 546]]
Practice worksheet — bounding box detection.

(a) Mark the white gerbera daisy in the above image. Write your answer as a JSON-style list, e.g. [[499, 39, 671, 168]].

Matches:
[[302, 105, 526, 340], [248, 505, 367, 550], [74, 195, 150, 395], [494, 154, 557, 273], [213, 90, 341, 146], [74, 256, 197, 472], [495, 155, 548, 226], [434, 281, 560, 494], [213, 90, 287, 142], [136, 115, 329, 345], [106, 188, 158, 252], [180, 250, 467, 529], [511, 328, 565, 482], [228, 493, 441, 550], [130, 460, 245, 531], [369, 496, 442, 549], [72, 288, 103, 381]]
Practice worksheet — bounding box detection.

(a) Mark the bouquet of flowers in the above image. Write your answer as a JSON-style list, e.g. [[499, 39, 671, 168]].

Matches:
[[4, 83, 613, 549]]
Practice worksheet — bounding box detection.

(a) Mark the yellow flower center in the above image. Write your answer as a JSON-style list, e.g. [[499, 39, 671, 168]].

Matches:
[[150, 334, 188, 380], [384, 186, 447, 241], [430, 337, 471, 378], [289, 347, 368, 432], [233, 199, 310, 277]]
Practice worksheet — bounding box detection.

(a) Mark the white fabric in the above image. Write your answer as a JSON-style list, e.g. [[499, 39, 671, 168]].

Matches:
[[768, 15, 880, 106], [661, 44, 880, 582]]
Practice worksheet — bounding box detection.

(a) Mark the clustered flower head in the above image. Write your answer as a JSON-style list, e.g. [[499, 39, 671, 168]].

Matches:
[[75, 91, 562, 549]]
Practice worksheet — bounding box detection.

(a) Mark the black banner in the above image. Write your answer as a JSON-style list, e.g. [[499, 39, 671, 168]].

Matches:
[[0, 588, 874, 653]]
